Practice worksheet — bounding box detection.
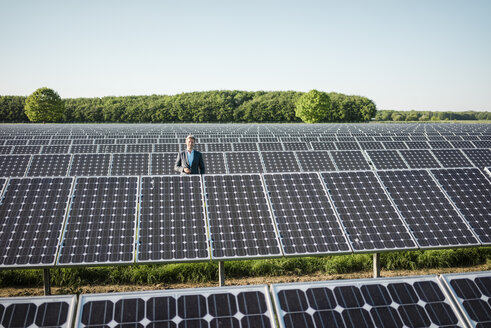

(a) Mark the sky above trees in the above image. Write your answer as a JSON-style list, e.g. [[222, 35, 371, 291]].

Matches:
[[0, 0, 490, 111]]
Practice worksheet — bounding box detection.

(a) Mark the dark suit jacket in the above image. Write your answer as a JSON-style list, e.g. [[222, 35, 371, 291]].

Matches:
[[174, 150, 205, 174]]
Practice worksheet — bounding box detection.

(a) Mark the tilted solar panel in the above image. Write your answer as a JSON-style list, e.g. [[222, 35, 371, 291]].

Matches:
[[366, 150, 408, 170], [202, 152, 227, 174], [431, 168, 491, 245], [377, 170, 480, 248], [203, 174, 282, 259], [138, 176, 209, 263], [0, 155, 30, 177], [75, 285, 275, 328], [0, 177, 73, 267], [320, 171, 417, 252], [399, 149, 441, 168], [440, 271, 491, 328], [0, 295, 77, 328], [271, 276, 466, 328], [57, 176, 138, 265], [263, 172, 351, 255], [463, 148, 491, 168], [151, 153, 178, 175], [261, 151, 301, 173], [69, 154, 111, 176], [111, 153, 149, 175], [430, 149, 473, 168], [330, 151, 371, 171], [295, 151, 336, 172], [26, 154, 71, 177], [226, 152, 264, 173]]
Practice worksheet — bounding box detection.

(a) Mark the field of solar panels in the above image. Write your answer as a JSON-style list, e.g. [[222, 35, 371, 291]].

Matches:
[[0, 122, 490, 328]]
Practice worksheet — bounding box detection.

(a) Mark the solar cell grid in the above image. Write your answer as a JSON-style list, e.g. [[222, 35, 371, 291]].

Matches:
[[0, 146, 11, 155], [112, 153, 149, 175], [431, 168, 491, 245], [263, 172, 351, 255], [335, 141, 360, 150], [69, 154, 111, 176], [207, 143, 232, 152], [138, 176, 209, 262], [150, 153, 177, 175], [261, 151, 300, 173], [310, 141, 336, 150], [330, 151, 371, 170], [202, 152, 226, 174], [58, 176, 138, 265], [72, 139, 93, 145], [366, 150, 408, 170], [0, 295, 76, 328], [405, 141, 430, 149], [232, 142, 258, 151], [154, 143, 179, 153], [13, 145, 41, 154], [0, 155, 30, 177], [203, 174, 282, 259], [27, 139, 50, 146], [272, 276, 465, 328], [429, 140, 453, 149], [26, 154, 71, 177], [76, 285, 275, 328], [358, 141, 384, 150], [463, 149, 491, 168], [126, 144, 153, 153], [377, 169, 480, 248], [0, 177, 73, 267], [382, 141, 407, 149], [6, 139, 28, 145], [430, 149, 473, 168], [451, 140, 475, 149], [41, 145, 70, 154], [98, 144, 126, 153], [282, 142, 310, 151], [295, 151, 335, 172], [320, 171, 416, 251], [472, 140, 491, 148], [399, 149, 441, 168], [258, 142, 283, 151], [226, 152, 264, 173], [70, 145, 98, 153]]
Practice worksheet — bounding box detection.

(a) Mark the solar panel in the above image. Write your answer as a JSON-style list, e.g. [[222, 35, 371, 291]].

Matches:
[[430, 168, 491, 245], [0, 146, 12, 155], [98, 144, 126, 153], [450, 140, 475, 149], [263, 172, 351, 255], [112, 153, 149, 175], [261, 152, 300, 173], [0, 177, 73, 267], [127, 144, 153, 153], [69, 154, 111, 176], [366, 150, 408, 169], [377, 169, 480, 248], [232, 142, 258, 151], [271, 276, 467, 328], [70, 145, 98, 153], [282, 142, 310, 151], [226, 152, 264, 173], [320, 171, 416, 252], [41, 145, 70, 154], [202, 152, 226, 174], [382, 141, 407, 149], [330, 151, 371, 170], [150, 153, 177, 175], [430, 149, 473, 168], [358, 141, 384, 150], [0, 295, 77, 328], [311, 141, 336, 151], [207, 143, 232, 151], [57, 176, 139, 265], [258, 142, 283, 151], [335, 141, 360, 150], [0, 155, 30, 177], [154, 143, 179, 153], [440, 271, 491, 328], [26, 154, 71, 177], [463, 149, 491, 168], [295, 151, 335, 172], [405, 141, 430, 149], [138, 176, 209, 263], [75, 285, 275, 328], [203, 174, 282, 259], [399, 149, 441, 168], [12, 145, 41, 154], [429, 140, 453, 149], [472, 140, 491, 148]]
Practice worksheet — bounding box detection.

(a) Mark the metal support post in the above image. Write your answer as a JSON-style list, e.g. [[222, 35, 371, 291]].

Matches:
[[219, 261, 225, 286], [373, 253, 381, 278], [43, 269, 51, 295]]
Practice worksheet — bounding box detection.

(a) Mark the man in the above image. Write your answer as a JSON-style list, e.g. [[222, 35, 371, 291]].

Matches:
[[174, 135, 205, 174]]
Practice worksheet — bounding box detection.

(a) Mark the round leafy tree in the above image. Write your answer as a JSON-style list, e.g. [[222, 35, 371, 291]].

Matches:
[[25, 87, 65, 122], [295, 89, 331, 123]]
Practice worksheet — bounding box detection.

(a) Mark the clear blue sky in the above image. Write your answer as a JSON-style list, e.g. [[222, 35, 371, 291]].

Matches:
[[1, 0, 490, 111]]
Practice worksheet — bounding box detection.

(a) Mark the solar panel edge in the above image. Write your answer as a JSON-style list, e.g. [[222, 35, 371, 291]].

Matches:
[[438, 271, 491, 328], [0, 294, 78, 328]]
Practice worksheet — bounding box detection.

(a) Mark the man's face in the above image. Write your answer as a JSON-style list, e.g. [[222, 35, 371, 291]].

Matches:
[[186, 138, 195, 151]]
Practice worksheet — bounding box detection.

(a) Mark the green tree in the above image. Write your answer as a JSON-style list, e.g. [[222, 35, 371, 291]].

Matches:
[[295, 90, 331, 123], [24, 87, 65, 122]]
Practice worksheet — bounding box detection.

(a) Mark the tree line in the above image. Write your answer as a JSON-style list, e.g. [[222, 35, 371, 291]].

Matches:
[[0, 90, 377, 123], [375, 109, 491, 121]]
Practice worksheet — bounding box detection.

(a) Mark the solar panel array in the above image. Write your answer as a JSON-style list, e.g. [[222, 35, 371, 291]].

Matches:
[[0, 123, 489, 268], [2, 272, 491, 328]]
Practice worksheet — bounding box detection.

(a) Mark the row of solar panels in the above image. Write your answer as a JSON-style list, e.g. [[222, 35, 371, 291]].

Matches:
[[1, 148, 490, 178], [1, 271, 489, 328], [0, 168, 489, 267], [1, 139, 491, 154], [1, 134, 491, 144]]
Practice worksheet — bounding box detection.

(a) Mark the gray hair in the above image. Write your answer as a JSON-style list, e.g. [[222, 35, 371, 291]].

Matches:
[[186, 135, 196, 141]]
